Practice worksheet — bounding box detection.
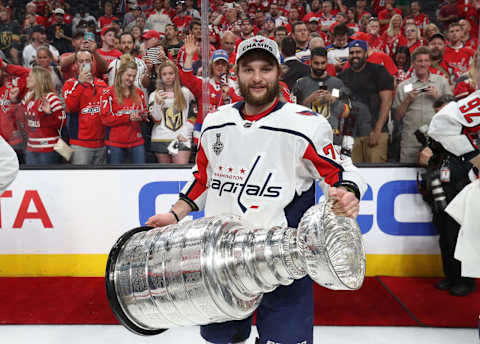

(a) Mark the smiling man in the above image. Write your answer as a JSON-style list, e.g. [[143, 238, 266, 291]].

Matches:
[[146, 35, 366, 344], [393, 46, 452, 163], [339, 40, 394, 163]]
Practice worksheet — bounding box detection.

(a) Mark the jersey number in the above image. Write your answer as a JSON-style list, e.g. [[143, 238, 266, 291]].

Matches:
[[459, 97, 480, 123], [323, 143, 336, 159]]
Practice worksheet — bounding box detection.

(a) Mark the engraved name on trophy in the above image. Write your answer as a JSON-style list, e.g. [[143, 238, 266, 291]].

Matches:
[[105, 198, 366, 335]]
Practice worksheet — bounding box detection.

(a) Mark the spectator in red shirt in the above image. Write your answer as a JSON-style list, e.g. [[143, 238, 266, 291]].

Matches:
[[171, 1, 193, 33], [381, 14, 407, 57], [98, 2, 119, 30], [355, 0, 371, 22], [346, 8, 360, 32], [97, 26, 122, 70], [405, 24, 425, 55], [443, 22, 475, 74], [303, 0, 323, 23], [285, 8, 299, 33], [63, 50, 108, 165], [161, 0, 176, 18], [393, 45, 411, 84], [365, 17, 384, 51], [459, 19, 478, 51], [427, 33, 462, 84], [437, 0, 459, 30], [378, 0, 402, 33], [406, 2, 429, 33], [100, 55, 148, 164]]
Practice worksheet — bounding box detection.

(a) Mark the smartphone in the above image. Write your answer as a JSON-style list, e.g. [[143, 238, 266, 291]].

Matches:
[[82, 62, 91, 73], [84, 31, 95, 42], [318, 82, 328, 90], [147, 47, 161, 65]]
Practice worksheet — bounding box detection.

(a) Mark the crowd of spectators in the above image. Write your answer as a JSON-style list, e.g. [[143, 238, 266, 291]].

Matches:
[[0, 0, 479, 165]]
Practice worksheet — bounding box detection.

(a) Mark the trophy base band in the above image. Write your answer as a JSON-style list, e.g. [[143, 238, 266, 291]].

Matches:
[[105, 226, 167, 336]]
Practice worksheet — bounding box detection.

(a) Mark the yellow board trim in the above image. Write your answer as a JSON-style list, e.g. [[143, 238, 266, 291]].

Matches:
[[0, 254, 444, 277]]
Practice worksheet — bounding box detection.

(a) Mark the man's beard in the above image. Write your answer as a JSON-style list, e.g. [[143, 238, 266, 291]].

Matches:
[[312, 68, 326, 77], [238, 76, 279, 107], [351, 57, 366, 69]]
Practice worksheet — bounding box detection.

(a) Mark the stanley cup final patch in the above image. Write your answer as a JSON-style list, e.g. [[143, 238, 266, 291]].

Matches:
[[212, 133, 224, 155]]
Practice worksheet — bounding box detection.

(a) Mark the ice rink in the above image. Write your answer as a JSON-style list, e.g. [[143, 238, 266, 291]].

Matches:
[[2, 325, 477, 344]]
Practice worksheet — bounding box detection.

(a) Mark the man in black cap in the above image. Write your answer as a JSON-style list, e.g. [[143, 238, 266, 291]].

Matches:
[[339, 40, 394, 163], [23, 25, 59, 68], [428, 33, 461, 85]]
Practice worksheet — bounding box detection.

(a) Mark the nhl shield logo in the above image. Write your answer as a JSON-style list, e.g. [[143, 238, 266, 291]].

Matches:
[[212, 133, 224, 156]]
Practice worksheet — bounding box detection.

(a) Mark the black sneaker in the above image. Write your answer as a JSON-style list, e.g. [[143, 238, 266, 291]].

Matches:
[[449, 283, 476, 296], [435, 279, 453, 290]]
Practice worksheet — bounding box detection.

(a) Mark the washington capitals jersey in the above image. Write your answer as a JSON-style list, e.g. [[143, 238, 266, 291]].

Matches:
[[180, 100, 366, 229], [429, 90, 480, 161]]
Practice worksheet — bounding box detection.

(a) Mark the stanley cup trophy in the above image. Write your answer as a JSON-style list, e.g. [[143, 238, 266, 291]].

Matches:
[[105, 198, 366, 335]]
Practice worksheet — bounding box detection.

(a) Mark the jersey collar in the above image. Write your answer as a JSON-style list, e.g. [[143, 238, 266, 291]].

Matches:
[[233, 98, 286, 122]]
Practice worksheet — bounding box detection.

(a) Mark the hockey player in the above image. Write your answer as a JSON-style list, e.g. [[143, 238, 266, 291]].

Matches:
[[147, 36, 366, 344], [63, 50, 108, 164]]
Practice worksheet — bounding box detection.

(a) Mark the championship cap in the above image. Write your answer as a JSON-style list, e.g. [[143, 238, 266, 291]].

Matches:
[[53, 8, 65, 15], [101, 25, 117, 37], [235, 35, 281, 65], [308, 17, 319, 23], [212, 49, 229, 63]]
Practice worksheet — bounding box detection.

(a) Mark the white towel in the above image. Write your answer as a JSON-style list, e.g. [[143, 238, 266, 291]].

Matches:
[[445, 179, 480, 278]]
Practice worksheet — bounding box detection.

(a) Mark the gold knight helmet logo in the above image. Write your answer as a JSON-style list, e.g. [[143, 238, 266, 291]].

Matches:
[[164, 106, 183, 131]]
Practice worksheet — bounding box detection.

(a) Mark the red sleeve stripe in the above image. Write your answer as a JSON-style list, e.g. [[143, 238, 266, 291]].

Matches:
[[184, 143, 208, 202], [303, 143, 342, 186]]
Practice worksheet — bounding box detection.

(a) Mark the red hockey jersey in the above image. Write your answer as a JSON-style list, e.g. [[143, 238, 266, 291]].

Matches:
[[100, 86, 146, 148], [63, 78, 108, 148], [23, 92, 66, 153], [0, 71, 28, 146]]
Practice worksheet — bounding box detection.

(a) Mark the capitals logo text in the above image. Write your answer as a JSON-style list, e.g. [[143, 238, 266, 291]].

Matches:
[[209, 156, 282, 212]]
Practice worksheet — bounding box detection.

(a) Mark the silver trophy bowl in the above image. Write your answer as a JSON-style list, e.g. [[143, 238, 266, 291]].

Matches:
[[105, 198, 366, 335]]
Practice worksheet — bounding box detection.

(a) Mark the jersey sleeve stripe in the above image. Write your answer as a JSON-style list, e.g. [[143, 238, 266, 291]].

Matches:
[[303, 144, 342, 186]]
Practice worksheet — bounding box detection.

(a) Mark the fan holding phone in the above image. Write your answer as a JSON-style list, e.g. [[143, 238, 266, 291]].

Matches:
[[149, 60, 195, 164]]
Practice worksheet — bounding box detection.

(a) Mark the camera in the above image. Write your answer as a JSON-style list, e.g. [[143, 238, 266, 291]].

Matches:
[[416, 85, 429, 93], [414, 124, 430, 148], [427, 170, 448, 212], [318, 81, 328, 90]]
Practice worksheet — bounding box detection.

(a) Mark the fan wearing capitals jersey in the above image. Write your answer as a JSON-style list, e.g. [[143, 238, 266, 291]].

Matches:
[[63, 50, 108, 165], [147, 36, 366, 344]]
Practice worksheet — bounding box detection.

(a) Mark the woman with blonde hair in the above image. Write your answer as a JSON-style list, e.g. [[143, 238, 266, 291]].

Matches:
[[149, 60, 195, 164], [404, 24, 426, 54], [423, 23, 440, 42], [15, 66, 66, 165], [100, 54, 148, 164], [381, 14, 407, 57]]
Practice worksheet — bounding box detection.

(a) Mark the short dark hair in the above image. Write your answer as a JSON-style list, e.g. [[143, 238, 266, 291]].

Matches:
[[274, 26, 288, 35], [292, 21, 307, 34], [311, 47, 328, 59], [189, 19, 201, 30], [411, 46, 431, 61], [447, 22, 461, 31], [280, 36, 296, 57], [333, 24, 348, 37]]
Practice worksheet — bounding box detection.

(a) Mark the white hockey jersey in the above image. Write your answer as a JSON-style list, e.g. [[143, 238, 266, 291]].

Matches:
[[180, 100, 366, 229], [428, 90, 480, 161]]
